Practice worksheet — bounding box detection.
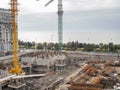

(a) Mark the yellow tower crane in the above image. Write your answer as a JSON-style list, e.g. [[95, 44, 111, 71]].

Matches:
[[8, 0, 40, 75], [0, 1, 46, 89], [8, 0, 23, 74]]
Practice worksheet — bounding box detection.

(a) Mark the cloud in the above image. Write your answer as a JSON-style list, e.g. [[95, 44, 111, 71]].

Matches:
[[18, 7, 120, 32], [64, 8, 120, 31], [18, 7, 120, 44], [19, 30, 120, 44], [18, 12, 58, 32], [0, 0, 9, 8], [19, 0, 58, 13], [18, 30, 58, 43], [1, 0, 120, 13], [64, 0, 120, 11], [63, 31, 120, 44], [1, 0, 120, 43]]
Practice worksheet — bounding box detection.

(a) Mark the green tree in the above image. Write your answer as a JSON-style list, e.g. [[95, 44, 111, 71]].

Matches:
[[114, 44, 120, 52], [55, 43, 58, 50], [103, 44, 109, 52], [109, 42, 114, 52], [78, 43, 84, 48], [37, 43, 43, 49]]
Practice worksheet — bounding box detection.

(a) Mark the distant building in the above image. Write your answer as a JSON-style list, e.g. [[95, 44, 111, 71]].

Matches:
[[0, 8, 12, 52]]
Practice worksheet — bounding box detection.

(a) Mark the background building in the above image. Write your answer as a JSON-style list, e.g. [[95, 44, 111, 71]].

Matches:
[[0, 8, 12, 52]]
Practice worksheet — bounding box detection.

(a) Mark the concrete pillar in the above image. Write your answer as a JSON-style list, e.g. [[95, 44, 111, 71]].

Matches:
[[0, 83, 2, 90], [28, 87, 30, 90], [22, 86, 26, 90]]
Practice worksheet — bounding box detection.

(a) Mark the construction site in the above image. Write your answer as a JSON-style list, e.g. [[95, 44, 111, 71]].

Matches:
[[0, 51, 120, 90], [0, 0, 120, 90]]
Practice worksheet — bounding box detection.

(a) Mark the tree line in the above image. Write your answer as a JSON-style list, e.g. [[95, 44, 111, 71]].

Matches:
[[19, 40, 120, 53]]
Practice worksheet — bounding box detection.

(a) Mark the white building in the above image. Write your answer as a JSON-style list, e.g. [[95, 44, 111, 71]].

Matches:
[[0, 8, 12, 52]]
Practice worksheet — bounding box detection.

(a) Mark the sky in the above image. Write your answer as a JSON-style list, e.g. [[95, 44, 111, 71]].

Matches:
[[0, 0, 120, 44]]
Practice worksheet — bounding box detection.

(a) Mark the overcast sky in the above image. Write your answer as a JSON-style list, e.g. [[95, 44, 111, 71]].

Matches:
[[1, 0, 120, 44]]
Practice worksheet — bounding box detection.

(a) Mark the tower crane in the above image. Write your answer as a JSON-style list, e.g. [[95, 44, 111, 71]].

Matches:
[[9, 0, 64, 75], [9, 0, 40, 74], [8, 0, 23, 74], [0, 1, 46, 89], [45, 0, 63, 55]]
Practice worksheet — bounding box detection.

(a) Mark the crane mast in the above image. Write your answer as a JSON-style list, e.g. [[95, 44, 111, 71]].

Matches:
[[8, 0, 64, 74], [9, 0, 23, 74], [45, 0, 63, 55], [57, 0, 63, 55]]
